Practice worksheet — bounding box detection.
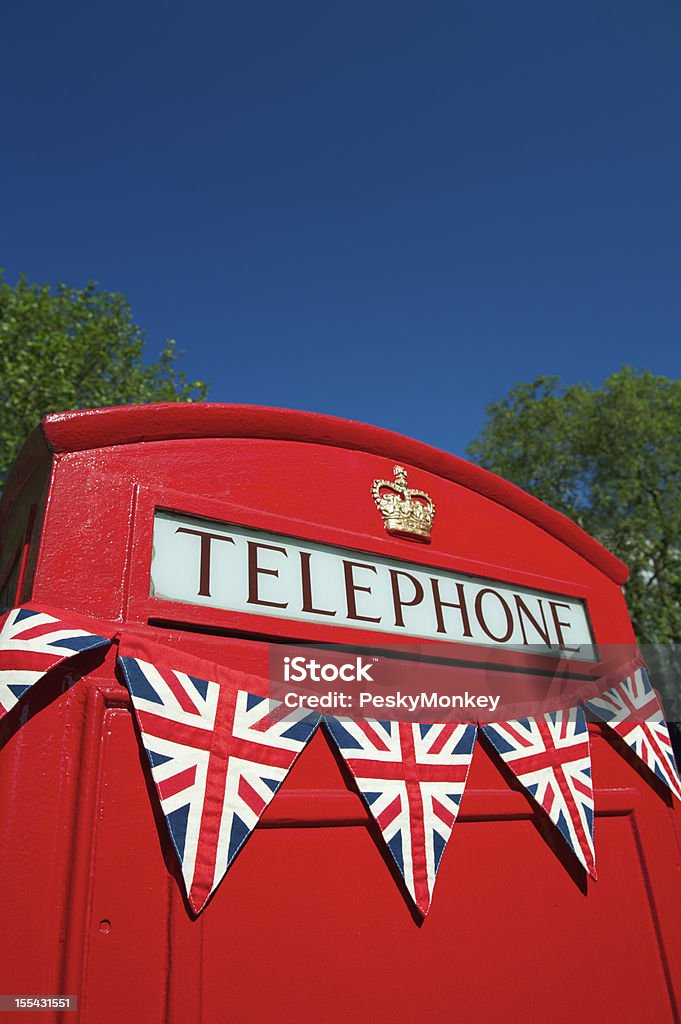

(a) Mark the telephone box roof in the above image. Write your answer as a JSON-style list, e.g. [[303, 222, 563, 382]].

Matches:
[[7, 402, 628, 585]]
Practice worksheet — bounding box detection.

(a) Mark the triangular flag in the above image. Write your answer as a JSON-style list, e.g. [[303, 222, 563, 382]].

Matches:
[[587, 666, 681, 800], [118, 644, 321, 913], [0, 606, 111, 720], [324, 717, 476, 917], [483, 708, 596, 878]]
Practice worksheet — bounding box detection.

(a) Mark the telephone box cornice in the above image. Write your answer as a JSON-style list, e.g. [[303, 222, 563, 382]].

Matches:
[[8, 402, 628, 586]]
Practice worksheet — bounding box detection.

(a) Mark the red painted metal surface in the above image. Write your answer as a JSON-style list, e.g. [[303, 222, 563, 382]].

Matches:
[[0, 403, 679, 1024]]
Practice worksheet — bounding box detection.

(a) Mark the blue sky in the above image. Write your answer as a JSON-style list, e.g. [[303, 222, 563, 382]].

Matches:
[[3, 0, 680, 456]]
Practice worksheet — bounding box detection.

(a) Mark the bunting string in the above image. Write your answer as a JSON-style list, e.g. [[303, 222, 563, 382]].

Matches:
[[0, 604, 679, 917]]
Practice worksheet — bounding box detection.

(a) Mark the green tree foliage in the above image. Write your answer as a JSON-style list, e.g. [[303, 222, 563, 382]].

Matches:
[[467, 368, 681, 714], [0, 272, 208, 485]]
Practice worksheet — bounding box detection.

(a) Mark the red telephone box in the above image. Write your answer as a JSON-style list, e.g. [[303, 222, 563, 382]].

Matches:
[[1, 403, 680, 1024]]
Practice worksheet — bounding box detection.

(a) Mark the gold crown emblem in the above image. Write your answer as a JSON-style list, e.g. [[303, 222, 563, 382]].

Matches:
[[372, 465, 435, 541]]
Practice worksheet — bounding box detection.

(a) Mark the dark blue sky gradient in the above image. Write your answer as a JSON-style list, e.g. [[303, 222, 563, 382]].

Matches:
[[3, 0, 680, 454]]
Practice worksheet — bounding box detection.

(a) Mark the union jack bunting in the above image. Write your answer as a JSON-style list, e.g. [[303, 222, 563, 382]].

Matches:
[[117, 643, 321, 914], [0, 606, 111, 721], [324, 717, 476, 917], [587, 667, 681, 801], [483, 709, 596, 878]]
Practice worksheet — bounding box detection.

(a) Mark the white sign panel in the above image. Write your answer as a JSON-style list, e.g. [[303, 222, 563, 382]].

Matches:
[[150, 510, 595, 658]]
